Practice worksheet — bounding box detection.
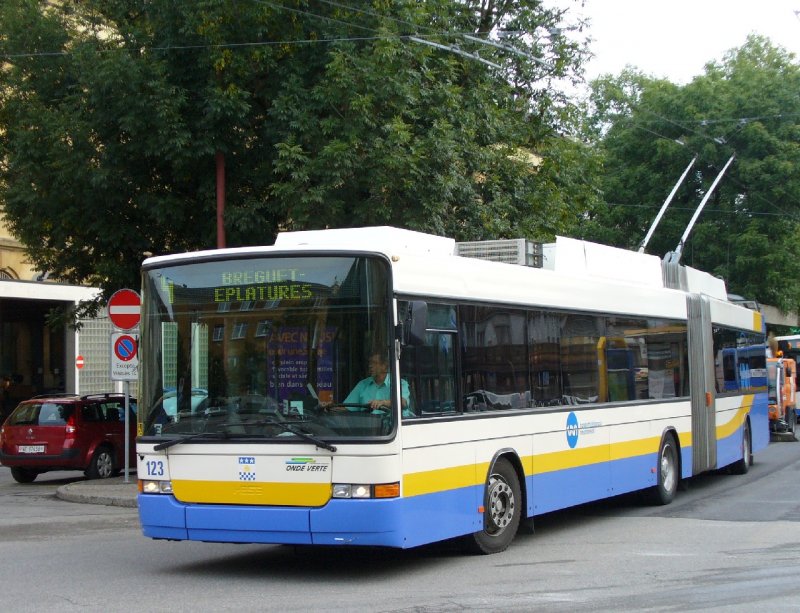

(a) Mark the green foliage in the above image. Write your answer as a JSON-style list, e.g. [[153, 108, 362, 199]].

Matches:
[[0, 0, 598, 316], [582, 36, 800, 312]]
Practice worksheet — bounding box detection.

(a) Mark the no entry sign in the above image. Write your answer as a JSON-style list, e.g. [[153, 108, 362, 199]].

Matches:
[[76, 355, 85, 369], [108, 289, 141, 330]]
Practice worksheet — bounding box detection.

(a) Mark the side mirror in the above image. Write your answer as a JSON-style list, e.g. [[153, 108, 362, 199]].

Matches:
[[403, 301, 428, 347]]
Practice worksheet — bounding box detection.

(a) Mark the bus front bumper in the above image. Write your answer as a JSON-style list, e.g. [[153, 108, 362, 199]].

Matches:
[[137, 493, 408, 548]]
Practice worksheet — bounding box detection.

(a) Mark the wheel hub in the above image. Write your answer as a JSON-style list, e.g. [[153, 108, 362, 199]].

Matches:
[[661, 447, 675, 492], [487, 476, 515, 533]]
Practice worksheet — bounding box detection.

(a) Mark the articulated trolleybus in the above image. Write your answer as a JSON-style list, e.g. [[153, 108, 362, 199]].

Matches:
[[137, 227, 767, 554]]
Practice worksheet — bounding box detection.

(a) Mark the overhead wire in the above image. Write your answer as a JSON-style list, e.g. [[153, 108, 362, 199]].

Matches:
[[8, 0, 794, 224], [249, 0, 379, 34], [603, 201, 791, 218], [632, 112, 800, 126], [626, 112, 800, 220], [0, 35, 400, 58], [1, 0, 550, 75], [0, 0, 406, 58], [308, 0, 439, 35]]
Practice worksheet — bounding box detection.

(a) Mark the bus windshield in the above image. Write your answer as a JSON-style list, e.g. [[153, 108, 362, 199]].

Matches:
[[138, 255, 392, 441]]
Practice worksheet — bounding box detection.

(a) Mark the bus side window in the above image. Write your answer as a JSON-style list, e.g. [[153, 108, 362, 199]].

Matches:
[[461, 305, 530, 411], [414, 333, 456, 415], [399, 302, 458, 417]]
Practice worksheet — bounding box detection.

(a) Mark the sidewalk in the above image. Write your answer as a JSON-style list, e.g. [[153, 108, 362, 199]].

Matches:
[[56, 473, 138, 508]]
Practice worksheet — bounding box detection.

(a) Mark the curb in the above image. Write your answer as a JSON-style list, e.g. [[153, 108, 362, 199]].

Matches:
[[56, 481, 138, 509]]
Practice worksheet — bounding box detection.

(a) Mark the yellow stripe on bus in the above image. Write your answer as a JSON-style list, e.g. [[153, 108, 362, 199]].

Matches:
[[609, 436, 664, 462], [530, 445, 608, 474], [405, 442, 638, 497], [172, 480, 331, 506], [716, 400, 751, 439], [402, 410, 752, 499], [404, 462, 490, 497]]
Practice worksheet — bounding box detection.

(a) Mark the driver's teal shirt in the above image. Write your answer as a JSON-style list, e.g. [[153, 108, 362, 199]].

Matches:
[[344, 374, 412, 416]]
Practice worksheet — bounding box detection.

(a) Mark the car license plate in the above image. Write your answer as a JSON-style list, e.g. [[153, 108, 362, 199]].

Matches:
[[18, 445, 45, 454]]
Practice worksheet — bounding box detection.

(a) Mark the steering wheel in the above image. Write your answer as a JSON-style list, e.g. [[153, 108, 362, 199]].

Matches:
[[326, 402, 371, 413]]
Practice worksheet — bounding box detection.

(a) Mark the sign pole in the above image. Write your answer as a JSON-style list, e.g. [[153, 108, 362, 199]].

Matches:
[[107, 289, 141, 486], [124, 381, 130, 483]]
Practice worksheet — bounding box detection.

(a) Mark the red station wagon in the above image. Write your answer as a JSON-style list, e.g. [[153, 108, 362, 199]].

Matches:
[[0, 393, 136, 483]]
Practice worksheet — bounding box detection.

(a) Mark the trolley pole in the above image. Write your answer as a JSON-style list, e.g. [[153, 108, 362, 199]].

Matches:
[[639, 156, 697, 253], [664, 154, 735, 264]]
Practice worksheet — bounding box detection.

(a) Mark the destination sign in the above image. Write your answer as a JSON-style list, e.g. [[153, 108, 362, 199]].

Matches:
[[214, 268, 315, 303], [154, 260, 359, 306], [220, 269, 303, 285], [213, 283, 313, 303]]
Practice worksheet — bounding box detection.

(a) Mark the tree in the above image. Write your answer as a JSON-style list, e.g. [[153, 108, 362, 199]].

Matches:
[[0, 0, 598, 317], [581, 36, 800, 313]]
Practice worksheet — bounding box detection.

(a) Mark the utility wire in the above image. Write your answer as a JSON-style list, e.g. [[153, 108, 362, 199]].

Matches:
[[636, 107, 800, 215], [633, 112, 800, 125], [308, 0, 439, 35], [0, 36, 396, 58], [250, 0, 379, 33], [603, 201, 794, 218], [628, 120, 800, 220], [2, 0, 548, 74]]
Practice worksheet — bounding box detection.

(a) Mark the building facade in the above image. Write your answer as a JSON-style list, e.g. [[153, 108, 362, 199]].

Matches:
[[0, 218, 126, 413]]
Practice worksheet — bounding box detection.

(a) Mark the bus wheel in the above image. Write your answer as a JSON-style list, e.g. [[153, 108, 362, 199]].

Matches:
[[648, 434, 678, 505], [731, 422, 752, 475], [463, 458, 521, 555]]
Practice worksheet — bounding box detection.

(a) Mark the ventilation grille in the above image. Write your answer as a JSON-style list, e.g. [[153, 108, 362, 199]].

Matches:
[[456, 239, 542, 267]]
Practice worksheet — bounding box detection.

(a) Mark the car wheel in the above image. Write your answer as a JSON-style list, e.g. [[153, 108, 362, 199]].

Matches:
[[10, 467, 38, 483], [86, 447, 115, 479]]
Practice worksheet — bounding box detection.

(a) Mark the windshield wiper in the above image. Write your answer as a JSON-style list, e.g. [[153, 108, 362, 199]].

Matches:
[[153, 429, 230, 451], [153, 417, 337, 453], [243, 416, 337, 452]]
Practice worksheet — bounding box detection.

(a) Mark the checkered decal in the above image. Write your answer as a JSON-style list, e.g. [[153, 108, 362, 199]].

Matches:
[[238, 456, 256, 481]]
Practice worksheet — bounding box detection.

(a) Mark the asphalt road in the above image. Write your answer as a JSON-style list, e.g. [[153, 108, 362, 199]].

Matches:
[[2, 437, 800, 612]]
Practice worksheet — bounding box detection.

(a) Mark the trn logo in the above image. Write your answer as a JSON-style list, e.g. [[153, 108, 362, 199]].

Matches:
[[566, 412, 580, 448]]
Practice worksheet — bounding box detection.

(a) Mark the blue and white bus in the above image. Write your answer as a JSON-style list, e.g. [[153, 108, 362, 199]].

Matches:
[[136, 227, 768, 554]]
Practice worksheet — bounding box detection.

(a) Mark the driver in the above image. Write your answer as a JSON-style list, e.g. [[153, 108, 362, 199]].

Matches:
[[337, 353, 412, 415]]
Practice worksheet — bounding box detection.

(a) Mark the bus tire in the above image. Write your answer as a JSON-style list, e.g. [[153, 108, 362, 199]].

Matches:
[[463, 457, 521, 555], [731, 422, 752, 475], [648, 433, 679, 505]]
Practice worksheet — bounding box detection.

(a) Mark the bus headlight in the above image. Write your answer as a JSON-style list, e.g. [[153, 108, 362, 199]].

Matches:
[[140, 480, 173, 494], [332, 482, 399, 499]]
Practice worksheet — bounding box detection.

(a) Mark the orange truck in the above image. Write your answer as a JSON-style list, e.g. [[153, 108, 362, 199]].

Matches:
[[767, 356, 797, 436]]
